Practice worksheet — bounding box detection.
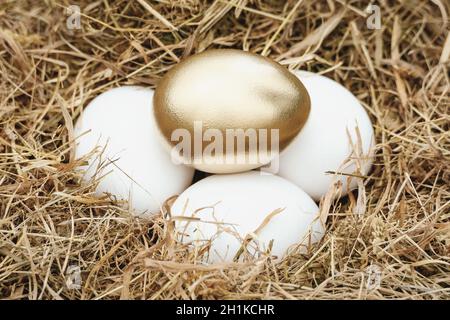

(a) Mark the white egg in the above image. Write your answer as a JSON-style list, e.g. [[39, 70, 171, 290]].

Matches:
[[171, 171, 324, 263], [74, 86, 194, 216], [276, 71, 375, 200]]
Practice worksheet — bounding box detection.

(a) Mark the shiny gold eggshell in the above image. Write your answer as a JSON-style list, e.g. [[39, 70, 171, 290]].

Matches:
[[153, 49, 310, 173]]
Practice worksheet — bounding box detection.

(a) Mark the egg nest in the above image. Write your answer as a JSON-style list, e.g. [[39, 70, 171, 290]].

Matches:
[[0, 0, 449, 300]]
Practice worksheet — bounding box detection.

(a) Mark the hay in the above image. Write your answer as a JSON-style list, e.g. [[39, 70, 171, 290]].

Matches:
[[0, 0, 449, 300]]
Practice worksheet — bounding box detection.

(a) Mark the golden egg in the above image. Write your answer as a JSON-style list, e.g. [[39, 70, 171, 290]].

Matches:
[[153, 49, 310, 173]]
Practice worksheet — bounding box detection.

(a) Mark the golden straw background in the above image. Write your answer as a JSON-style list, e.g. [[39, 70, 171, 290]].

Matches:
[[0, 0, 449, 299]]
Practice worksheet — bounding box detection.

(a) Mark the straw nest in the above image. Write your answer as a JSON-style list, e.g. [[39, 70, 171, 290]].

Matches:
[[0, 0, 449, 300]]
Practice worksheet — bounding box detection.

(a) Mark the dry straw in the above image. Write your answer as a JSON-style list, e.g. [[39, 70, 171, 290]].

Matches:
[[0, 0, 449, 300]]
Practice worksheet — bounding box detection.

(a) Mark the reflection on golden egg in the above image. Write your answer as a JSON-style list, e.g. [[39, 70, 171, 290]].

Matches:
[[153, 49, 310, 174]]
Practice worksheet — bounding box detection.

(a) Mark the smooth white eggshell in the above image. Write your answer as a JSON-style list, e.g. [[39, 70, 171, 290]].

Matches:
[[74, 86, 194, 216], [171, 171, 324, 263], [276, 71, 375, 200]]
